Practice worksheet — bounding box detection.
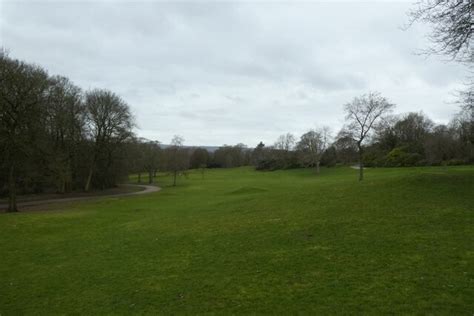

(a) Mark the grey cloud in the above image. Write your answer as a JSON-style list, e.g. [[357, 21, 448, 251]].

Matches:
[[0, 0, 467, 146]]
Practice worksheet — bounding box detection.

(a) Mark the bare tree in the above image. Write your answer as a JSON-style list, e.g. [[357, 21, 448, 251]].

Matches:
[[46, 76, 85, 193], [297, 127, 330, 174], [333, 129, 359, 165], [0, 53, 49, 211], [213, 143, 248, 168], [408, 1, 473, 119], [167, 135, 187, 186], [457, 80, 474, 112], [127, 137, 146, 183], [190, 147, 210, 169], [142, 140, 161, 184], [0, 51, 138, 210], [407, 0, 473, 63], [84, 89, 134, 191], [274, 133, 296, 151], [274, 133, 296, 168], [343, 92, 395, 181]]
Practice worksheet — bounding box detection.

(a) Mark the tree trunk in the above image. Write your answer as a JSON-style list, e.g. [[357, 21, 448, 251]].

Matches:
[[173, 170, 177, 186], [84, 166, 93, 192], [358, 145, 364, 181], [85, 143, 100, 192], [316, 161, 320, 174], [137, 172, 141, 184], [148, 171, 153, 184], [60, 178, 66, 194], [7, 164, 18, 212]]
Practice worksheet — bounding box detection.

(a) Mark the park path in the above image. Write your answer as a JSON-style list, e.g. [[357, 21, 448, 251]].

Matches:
[[350, 165, 368, 170], [0, 184, 161, 211]]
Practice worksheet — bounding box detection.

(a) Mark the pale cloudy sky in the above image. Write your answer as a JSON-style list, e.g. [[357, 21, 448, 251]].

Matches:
[[0, 0, 468, 146]]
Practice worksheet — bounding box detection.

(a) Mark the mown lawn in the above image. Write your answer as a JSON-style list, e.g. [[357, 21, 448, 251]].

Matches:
[[0, 166, 473, 314]]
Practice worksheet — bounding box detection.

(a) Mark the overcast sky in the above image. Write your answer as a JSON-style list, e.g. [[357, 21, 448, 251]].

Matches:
[[0, 0, 468, 146]]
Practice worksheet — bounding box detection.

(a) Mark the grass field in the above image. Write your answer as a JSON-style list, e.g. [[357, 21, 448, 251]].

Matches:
[[0, 166, 473, 314]]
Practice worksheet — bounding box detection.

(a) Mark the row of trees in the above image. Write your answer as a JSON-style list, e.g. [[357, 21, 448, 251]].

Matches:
[[0, 51, 135, 212], [126, 138, 251, 185], [143, 94, 471, 184], [2, 50, 472, 213], [252, 93, 472, 180], [1, 58, 472, 213]]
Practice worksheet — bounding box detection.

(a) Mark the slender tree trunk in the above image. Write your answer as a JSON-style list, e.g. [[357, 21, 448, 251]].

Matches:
[[65, 160, 72, 193], [316, 161, 320, 174], [358, 145, 364, 181], [173, 170, 177, 186], [60, 178, 66, 194], [137, 172, 141, 184], [84, 166, 94, 192], [85, 143, 100, 192], [7, 164, 18, 212], [148, 171, 153, 184]]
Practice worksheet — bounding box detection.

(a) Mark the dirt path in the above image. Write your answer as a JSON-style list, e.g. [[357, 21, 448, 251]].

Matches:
[[350, 165, 369, 170], [0, 184, 161, 211]]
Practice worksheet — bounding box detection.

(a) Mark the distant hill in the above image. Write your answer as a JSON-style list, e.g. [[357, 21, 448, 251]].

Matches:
[[159, 144, 221, 153]]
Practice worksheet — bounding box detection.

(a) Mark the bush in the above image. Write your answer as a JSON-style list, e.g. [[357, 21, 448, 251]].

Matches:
[[384, 147, 422, 167], [447, 158, 466, 166], [321, 147, 337, 167], [256, 158, 283, 171]]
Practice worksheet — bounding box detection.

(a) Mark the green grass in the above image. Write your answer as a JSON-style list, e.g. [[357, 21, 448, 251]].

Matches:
[[0, 166, 473, 314]]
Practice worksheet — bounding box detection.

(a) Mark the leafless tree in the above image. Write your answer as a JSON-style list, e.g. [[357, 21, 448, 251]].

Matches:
[[0, 53, 49, 211], [457, 80, 474, 112], [408, 1, 473, 118], [167, 135, 187, 186], [46, 75, 85, 193], [274, 133, 296, 151], [0, 52, 137, 211], [407, 0, 473, 63], [142, 140, 161, 184], [213, 143, 248, 168], [273, 133, 296, 168], [297, 127, 330, 174], [84, 89, 134, 191], [343, 92, 395, 180]]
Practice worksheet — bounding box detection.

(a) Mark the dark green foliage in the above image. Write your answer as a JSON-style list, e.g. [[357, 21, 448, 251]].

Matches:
[[255, 149, 299, 171], [255, 157, 282, 171], [384, 147, 422, 167], [212, 144, 249, 168], [190, 148, 210, 169], [320, 146, 337, 167], [251, 141, 265, 165], [353, 112, 473, 168]]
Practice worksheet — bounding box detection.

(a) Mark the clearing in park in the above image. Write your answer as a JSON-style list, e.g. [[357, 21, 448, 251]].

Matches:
[[0, 166, 473, 314]]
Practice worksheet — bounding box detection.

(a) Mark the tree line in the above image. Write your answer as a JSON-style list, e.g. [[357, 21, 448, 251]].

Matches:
[[129, 92, 473, 185], [0, 51, 135, 212], [1, 47, 472, 212], [252, 99, 472, 175]]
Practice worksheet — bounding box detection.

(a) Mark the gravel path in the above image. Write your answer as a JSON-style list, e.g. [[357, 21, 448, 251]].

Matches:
[[0, 184, 161, 211]]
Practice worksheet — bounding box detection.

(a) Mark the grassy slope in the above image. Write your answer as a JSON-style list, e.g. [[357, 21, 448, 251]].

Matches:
[[0, 166, 473, 314]]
